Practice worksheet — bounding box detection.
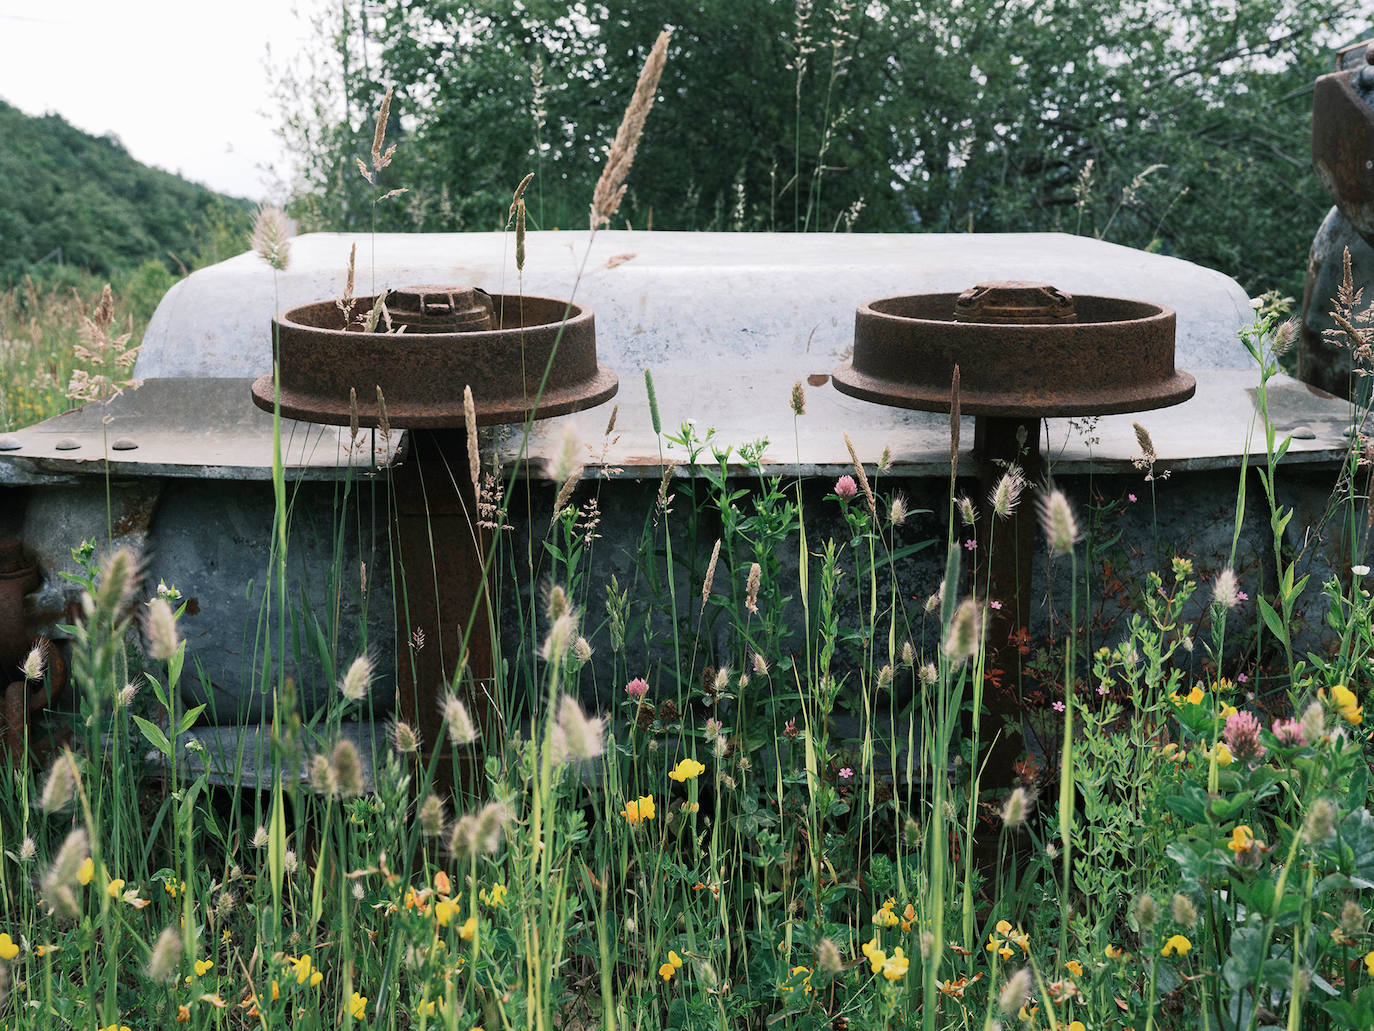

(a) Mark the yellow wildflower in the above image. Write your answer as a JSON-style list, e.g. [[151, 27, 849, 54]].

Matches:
[[97, 1025, 132, 1031], [460, 916, 477, 942], [106, 878, 125, 899], [0, 933, 18, 960], [621, 795, 656, 824], [1104, 944, 1123, 960], [290, 954, 323, 987], [435, 899, 456, 927], [1325, 683, 1363, 725], [780, 965, 813, 993], [873, 900, 900, 928], [480, 883, 507, 907], [1160, 934, 1192, 957], [881, 947, 909, 981], [1365, 950, 1374, 976], [36, 944, 59, 957], [1067, 1022, 1086, 1031], [985, 934, 1014, 961], [1227, 825, 1254, 855], [77, 857, 94, 886], [195, 959, 213, 977], [900, 903, 916, 932], [177, 1004, 190, 1023], [668, 758, 706, 782], [1066, 960, 1084, 977], [1216, 677, 1235, 692], [659, 949, 685, 981], [1214, 742, 1234, 766], [1219, 702, 1237, 720], [433, 870, 451, 896], [349, 991, 367, 1019], [1186, 685, 1205, 706]]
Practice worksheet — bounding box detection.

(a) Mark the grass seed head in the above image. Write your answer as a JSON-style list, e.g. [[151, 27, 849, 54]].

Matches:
[[591, 30, 671, 229], [1171, 892, 1197, 928], [418, 795, 445, 837], [40, 750, 79, 814], [339, 654, 373, 702], [441, 692, 479, 746], [556, 695, 605, 762], [21, 643, 45, 681], [943, 598, 983, 665], [144, 596, 179, 661], [1000, 787, 1032, 829], [1039, 487, 1079, 555], [146, 926, 182, 983], [476, 801, 512, 855], [999, 968, 1031, 1015], [41, 828, 89, 919], [390, 720, 421, 755], [250, 206, 291, 271], [1213, 567, 1240, 611], [745, 562, 761, 614], [331, 739, 365, 796]]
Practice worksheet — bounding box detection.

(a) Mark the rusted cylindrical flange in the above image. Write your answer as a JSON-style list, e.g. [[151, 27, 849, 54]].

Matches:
[[834, 287, 1193, 417], [251, 291, 618, 428]]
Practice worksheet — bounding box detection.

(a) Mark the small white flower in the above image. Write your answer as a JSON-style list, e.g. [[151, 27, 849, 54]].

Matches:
[[1354, 565, 1370, 577]]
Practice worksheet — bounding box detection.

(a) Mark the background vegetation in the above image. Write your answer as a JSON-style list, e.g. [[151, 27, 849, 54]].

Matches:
[[276, 0, 1371, 298], [0, 100, 252, 288]]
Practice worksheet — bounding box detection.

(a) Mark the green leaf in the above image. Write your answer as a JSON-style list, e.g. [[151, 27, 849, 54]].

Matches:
[[1223, 926, 1262, 991], [178, 704, 206, 734], [1257, 596, 1288, 646], [131, 715, 172, 759]]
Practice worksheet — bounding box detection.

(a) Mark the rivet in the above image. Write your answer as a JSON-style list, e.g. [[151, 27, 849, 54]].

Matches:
[[111, 438, 139, 451], [0, 437, 19, 451], [1288, 425, 1316, 440], [54, 438, 81, 451]]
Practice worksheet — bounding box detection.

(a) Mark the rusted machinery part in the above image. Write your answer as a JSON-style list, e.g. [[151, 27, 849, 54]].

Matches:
[[0, 540, 39, 667], [1312, 40, 1374, 250], [833, 283, 1195, 418], [251, 289, 618, 429], [2, 637, 69, 764]]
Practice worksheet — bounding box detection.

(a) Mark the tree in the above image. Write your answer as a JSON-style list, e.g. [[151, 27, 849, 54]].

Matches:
[[274, 0, 1370, 296]]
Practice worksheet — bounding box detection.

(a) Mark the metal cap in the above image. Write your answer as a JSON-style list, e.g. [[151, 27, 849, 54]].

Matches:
[[387, 285, 494, 333], [954, 282, 1076, 324]]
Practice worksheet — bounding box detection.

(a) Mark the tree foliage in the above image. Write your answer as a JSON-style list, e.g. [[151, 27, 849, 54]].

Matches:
[[277, 0, 1371, 295], [0, 100, 252, 287]]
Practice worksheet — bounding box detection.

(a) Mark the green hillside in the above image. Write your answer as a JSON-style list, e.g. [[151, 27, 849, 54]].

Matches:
[[0, 99, 251, 285]]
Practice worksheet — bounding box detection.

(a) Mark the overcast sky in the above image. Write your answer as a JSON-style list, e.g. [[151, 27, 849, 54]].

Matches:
[[0, 0, 318, 200]]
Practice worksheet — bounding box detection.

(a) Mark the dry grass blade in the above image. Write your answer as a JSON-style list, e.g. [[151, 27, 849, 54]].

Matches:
[[949, 364, 961, 478], [590, 30, 671, 229]]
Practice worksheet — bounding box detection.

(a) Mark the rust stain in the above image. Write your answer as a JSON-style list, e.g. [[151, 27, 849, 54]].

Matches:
[[604, 253, 637, 269], [807, 374, 831, 387]]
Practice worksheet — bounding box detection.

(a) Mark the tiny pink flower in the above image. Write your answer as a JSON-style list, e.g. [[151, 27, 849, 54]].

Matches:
[[1053, 701, 1066, 713], [1128, 493, 1137, 502], [1237, 591, 1249, 602], [989, 599, 1002, 610], [1097, 683, 1108, 696], [625, 677, 649, 699], [834, 475, 858, 500], [1237, 672, 1249, 683], [839, 767, 854, 780], [963, 539, 977, 551]]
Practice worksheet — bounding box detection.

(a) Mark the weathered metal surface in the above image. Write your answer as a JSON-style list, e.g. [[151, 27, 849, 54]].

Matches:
[[251, 291, 618, 429], [833, 285, 1195, 417], [1312, 40, 1374, 248], [392, 427, 494, 787], [0, 379, 400, 484]]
